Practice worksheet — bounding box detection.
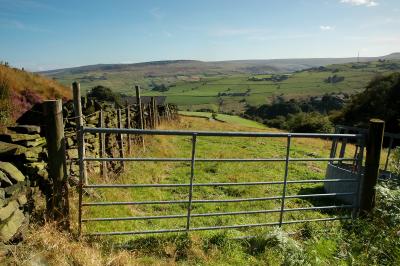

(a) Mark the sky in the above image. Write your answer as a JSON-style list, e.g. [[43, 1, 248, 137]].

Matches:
[[1, 0, 399, 71]]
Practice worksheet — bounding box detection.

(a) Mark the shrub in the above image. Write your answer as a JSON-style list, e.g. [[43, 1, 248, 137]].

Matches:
[[87, 85, 120, 104], [285, 112, 334, 133]]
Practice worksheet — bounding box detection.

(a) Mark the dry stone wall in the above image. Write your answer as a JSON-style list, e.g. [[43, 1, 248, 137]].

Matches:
[[0, 98, 178, 244]]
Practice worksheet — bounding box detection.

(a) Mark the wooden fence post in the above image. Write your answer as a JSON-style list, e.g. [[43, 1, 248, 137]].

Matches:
[[117, 109, 125, 170], [99, 110, 107, 178], [72, 82, 87, 184], [125, 101, 132, 154], [135, 85, 145, 149], [43, 99, 70, 230], [151, 97, 157, 128], [359, 119, 385, 214]]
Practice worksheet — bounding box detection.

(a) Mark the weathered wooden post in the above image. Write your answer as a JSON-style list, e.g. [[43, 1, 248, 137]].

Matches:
[[117, 109, 125, 170], [72, 82, 87, 184], [99, 109, 107, 178], [151, 97, 157, 128], [135, 85, 145, 149], [125, 101, 132, 154], [359, 119, 385, 214], [43, 99, 69, 230]]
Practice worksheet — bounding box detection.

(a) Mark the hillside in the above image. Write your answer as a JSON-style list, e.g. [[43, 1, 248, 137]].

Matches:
[[0, 64, 71, 127], [39, 55, 400, 114], [40, 53, 400, 94], [5, 115, 399, 265]]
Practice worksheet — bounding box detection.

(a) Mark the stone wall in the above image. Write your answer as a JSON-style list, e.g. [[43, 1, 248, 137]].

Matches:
[[0, 98, 178, 243]]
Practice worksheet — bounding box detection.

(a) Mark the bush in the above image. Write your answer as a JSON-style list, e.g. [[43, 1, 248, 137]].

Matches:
[[87, 85, 120, 104], [285, 112, 334, 133]]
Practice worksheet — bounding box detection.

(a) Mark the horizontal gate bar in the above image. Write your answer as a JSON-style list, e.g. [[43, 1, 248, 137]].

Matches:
[[83, 157, 356, 162], [83, 216, 351, 236], [83, 179, 358, 189], [82, 205, 355, 222], [83, 127, 362, 139], [82, 192, 355, 206]]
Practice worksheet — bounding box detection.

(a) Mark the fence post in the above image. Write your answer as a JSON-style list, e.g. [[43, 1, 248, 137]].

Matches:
[[43, 99, 70, 230], [359, 119, 385, 214], [73, 82, 87, 184], [125, 101, 132, 154], [99, 110, 107, 178], [135, 85, 145, 149], [151, 97, 157, 128], [117, 109, 125, 171]]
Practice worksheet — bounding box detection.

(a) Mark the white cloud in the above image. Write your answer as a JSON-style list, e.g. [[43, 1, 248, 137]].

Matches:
[[340, 0, 379, 7], [320, 25, 335, 31]]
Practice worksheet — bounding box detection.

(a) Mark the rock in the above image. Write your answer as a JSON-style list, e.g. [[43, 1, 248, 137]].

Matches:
[[66, 137, 74, 148], [0, 170, 13, 186], [5, 183, 25, 197], [20, 137, 46, 148], [7, 125, 41, 134], [0, 133, 40, 143], [0, 209, 25, 242], [67, 149, 78, 159], [0, 162, 25, 183], [17, 194, 27, 205], [0, 141, 27, 159], [0, 200, 19, 221]]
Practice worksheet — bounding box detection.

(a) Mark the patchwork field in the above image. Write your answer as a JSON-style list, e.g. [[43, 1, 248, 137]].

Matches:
[[45, 60, 400, 114]]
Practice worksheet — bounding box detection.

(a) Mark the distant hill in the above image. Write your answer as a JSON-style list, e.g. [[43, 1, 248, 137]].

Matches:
[[41, 53, 400, 77]]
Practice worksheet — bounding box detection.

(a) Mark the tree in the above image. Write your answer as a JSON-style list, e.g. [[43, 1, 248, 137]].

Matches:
[[334, 73, 400, 133]]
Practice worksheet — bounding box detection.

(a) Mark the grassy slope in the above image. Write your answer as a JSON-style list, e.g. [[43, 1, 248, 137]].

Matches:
[[0, 65, 71, 99], [179, 111, 267, 129], [7, 116, 399, 265]]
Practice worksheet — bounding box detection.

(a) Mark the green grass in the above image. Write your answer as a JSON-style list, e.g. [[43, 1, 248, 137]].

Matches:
[[179, 111, 267, 129]]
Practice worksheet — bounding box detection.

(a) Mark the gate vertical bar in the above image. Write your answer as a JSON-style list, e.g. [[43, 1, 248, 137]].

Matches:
[[353, 136, 365, 218], [99, 110, 107, 178], [73, 82, 87, 184], [279, 135, 291, 226], [78, 125, 85, 236], [186, 134, 197, 232]]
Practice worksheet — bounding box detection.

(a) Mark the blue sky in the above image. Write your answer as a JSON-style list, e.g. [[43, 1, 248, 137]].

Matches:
[[1, 0, 399, 71]]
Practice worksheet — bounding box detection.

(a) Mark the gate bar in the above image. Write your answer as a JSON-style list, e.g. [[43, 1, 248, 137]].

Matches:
[[83, 157, 356, 162], [279, 135, 291, 226], [83, 216, 351, 236], [82, 192, 355, 206], [82, 205, 355, 222], [83, 178, 358, 189], [83, 127, 361, 139], [186, 134, 197, 232]]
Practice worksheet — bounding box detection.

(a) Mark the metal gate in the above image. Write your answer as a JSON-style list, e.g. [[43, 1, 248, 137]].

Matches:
[[77, 127, 365, 236]]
